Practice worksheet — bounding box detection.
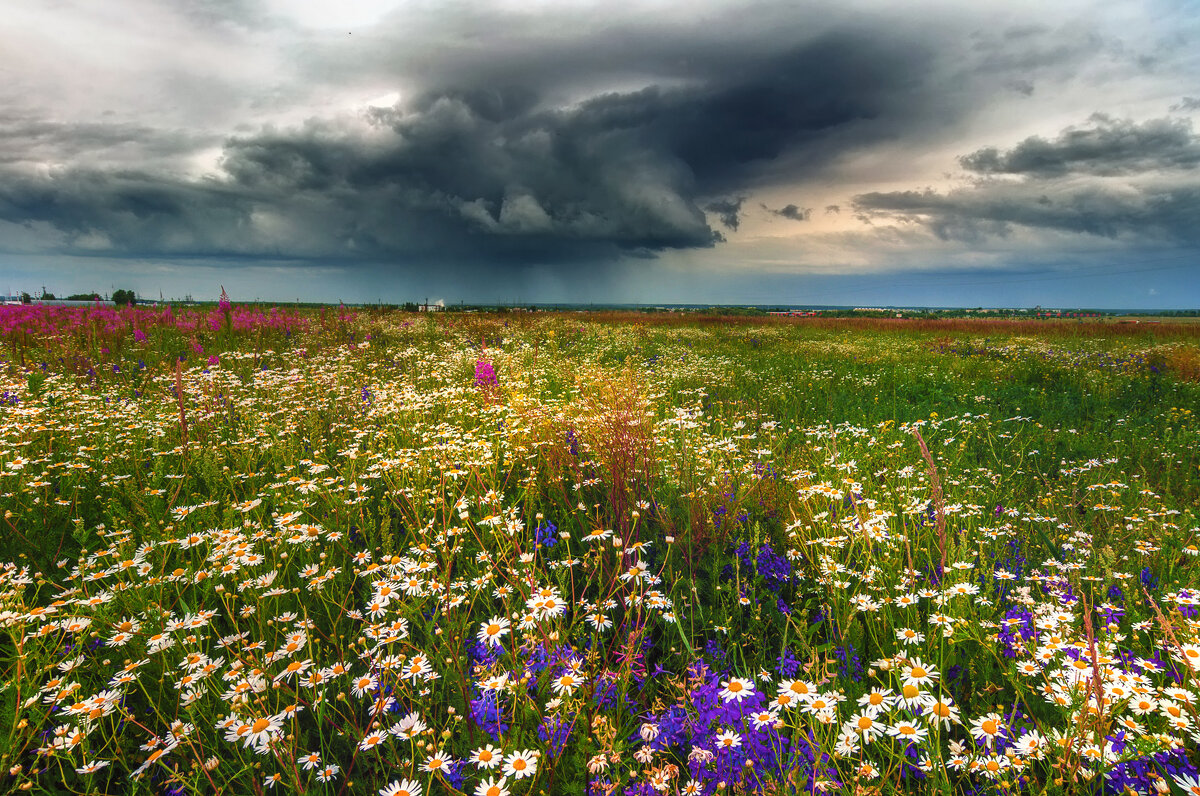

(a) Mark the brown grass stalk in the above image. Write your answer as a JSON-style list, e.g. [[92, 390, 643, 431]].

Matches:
[[912, 429, 947, 576]]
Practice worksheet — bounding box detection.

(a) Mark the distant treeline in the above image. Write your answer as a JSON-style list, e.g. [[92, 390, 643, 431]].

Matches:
[[20, 289, 136, 305]]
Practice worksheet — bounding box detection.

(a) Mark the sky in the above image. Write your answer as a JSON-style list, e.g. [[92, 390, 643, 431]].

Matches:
[[1, 0, 1199, 308]]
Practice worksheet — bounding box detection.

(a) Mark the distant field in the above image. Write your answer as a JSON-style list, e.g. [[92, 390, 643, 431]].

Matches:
[[1, 304, 1198, 795], [603, 310, 1200, 332]]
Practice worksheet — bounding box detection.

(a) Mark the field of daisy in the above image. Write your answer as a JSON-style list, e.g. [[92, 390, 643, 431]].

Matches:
[[1, 299, 1199, 795]]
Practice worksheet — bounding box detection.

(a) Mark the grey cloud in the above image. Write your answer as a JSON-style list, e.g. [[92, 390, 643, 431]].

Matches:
[[959, 114, 1200, 177], [168, 0, 268, 30], [855, 113, 1200, 245], [3, 0, 1195, 277], [1173, 97, 1200, 112], [0, 113, 215, 166], [705, 198, 745, 231], [296, 6, 867, 109], [0, 169, 257, 255], [218, 92, 724, 261], [1002, 24, 1051, 41], [763, 203, 811, 221], [0, 28, 937, 264], [968, 25, 1102, 74], [825, 204, 841, 214], [855, 184, 1200, 244], [1005, 79, 1035, 96]]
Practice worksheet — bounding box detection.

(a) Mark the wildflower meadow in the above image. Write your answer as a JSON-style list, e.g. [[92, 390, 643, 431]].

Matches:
[[2, 300, 1200, 796]]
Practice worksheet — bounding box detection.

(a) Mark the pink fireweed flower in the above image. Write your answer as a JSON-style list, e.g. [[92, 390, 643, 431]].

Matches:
[[475, 359, 497, 388]]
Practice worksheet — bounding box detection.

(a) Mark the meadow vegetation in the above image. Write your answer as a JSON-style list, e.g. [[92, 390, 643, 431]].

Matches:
[[0, 300, 1198, 795]]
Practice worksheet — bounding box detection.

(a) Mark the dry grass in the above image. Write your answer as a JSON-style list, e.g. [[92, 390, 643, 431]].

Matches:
[[1164, 345, 1200, 381]]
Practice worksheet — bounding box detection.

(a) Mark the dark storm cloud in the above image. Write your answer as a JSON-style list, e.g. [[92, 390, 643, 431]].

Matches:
[[763, 203, 812, 221], [5, 0, 1195, 282], [297, 5, 891, 112], [0, 168, 256, 254], [0, 27, 939, 264], [855, 114, 1200, 245]]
